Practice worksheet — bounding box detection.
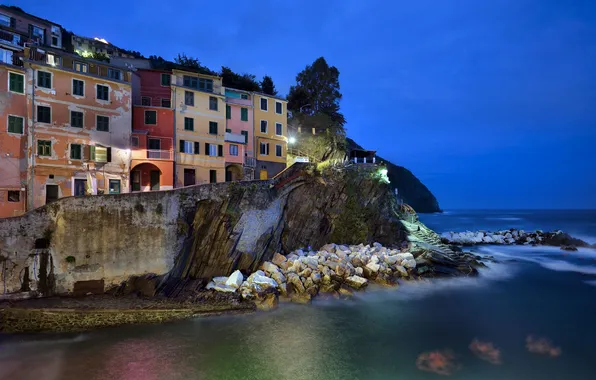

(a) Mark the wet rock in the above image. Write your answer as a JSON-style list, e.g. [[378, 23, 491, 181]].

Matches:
[[256, 292, 279, 311], [345, 275, 368, 290], [561, 245, 578, 251]]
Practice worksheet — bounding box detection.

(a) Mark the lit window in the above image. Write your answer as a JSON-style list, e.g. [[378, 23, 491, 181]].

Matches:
[[109, 179, 121, 194], [74, 61, 88, 73]]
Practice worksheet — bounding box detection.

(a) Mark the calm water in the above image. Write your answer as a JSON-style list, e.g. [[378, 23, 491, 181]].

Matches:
[[1, 210, 596, 380]]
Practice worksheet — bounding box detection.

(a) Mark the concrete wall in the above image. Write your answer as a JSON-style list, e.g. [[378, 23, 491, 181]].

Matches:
[[0, 179, 273, 297]]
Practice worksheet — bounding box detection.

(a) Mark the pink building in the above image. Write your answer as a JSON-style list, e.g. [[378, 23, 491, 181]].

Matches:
[[224, 88, 255, 181]]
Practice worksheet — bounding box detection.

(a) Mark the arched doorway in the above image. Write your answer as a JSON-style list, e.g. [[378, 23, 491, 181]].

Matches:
[[131, 163, 162, 191], [225, 164, 243, 182]]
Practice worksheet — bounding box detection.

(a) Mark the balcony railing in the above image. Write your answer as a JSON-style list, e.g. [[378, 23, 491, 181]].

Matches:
[[0, 30, 24, 48], [0, 53, 23, 67], [225, 132, 247, 144], [244, 157, 256, 168], [225, 97, 252, 106], [147, 149, 173, 160]]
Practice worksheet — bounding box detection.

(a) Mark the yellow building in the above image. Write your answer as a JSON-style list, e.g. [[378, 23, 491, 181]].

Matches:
[[171, 69, 226, 186], [252, 93, 288, 179]]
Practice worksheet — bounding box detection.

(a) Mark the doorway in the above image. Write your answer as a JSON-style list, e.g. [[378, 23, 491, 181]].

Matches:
[[259, 169, 268, 180], [150, 170, 160, 191], [184, 168, 196, 186], [74, 179, 87, 196], [45, 184, 59, 204]]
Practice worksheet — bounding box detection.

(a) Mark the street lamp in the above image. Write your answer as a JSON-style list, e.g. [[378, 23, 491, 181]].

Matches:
[[288, 137, 296, 144]]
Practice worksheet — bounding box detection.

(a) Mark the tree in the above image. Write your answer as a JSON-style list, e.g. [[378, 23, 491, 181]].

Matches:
[[288, 57, 345, 126], [261, 75, 278, 95], [174, 54, 216, 75], [220, 66, 261, 92]]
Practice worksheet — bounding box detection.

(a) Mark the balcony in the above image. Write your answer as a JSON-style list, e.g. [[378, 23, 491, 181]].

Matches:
[[225, 132, 247, 144], [147, 149, 173, 160], [0, 51, 23, 67], [225, 97, 252, 107], [131, 135, 174, 161], [0, 30, 24, 49], [244, 157, 256, 168]]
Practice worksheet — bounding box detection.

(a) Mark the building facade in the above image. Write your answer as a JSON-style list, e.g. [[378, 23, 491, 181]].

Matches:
[[171, 69, 225, 186], [130, 69, 174, 192], [0, 53, 27, 217], [24, 46, 132, 209], [252, 93, 288, 179], [224, 88, 255, 181]]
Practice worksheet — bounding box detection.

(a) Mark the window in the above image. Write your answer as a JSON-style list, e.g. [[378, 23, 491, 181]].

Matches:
[[275, 122, 283, 136], [7, 191, 19, 202], [276, 144, 283, 157], [91, 146, 109, 162], [183, 76, 213, 91], [0, 48, 13, 65], [38, 140, 52, 157], [241, 93, 249, 100], [161, 98, 171, 108], [207, 144, 217, 157], [194, 141, 201, 155], [260, 98, 268, 111], [74, 61, 88, 73], [184, 168, 195, 186], [141, 96, 151, 106], [209, 170, 217, 184], [71, 111, 83, 128], [180, 140, 193, 154], [260, 120, 268, 133], [70, 144, 82, 160], [230, 144, 239, 156], [37, 106, 51, 123], [148, 138, 160, 150], [72, 79, 84, 96], [185, 91, 194, 106], [51, 36, 59, 47], [8, 72, 24, 94], [226, 105, 231, 119], [209, 121, 218, 135], [7, 115, 24, 134], [108, 68, 122, 81], [109, 179, 121, 194], [30, 25, 44, 41], [276, 101, 283, 114], [37, 71, 51, 88], [161, 73, 171, 86], [46, 53, 60, 66], [96, 115, 110, 132], [241, 107, 248, 121], [184, 117, 194, 131], [131, 136, 139, 147], [0, 14, 12, 27], [260, 142, 269, 156], [241, 130, 248, 143], [218, 144, 223, 157], [145, 110, 157, 125], [209, 96, 218, 111], [183, 76, 197, 88], [97, 84, 109, 101]]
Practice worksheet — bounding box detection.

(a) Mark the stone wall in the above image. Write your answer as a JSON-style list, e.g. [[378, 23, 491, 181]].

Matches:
[[0, 163, 406, 298]]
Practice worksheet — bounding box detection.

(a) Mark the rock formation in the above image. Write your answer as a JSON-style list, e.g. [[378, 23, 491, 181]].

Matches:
[[441, 229, 592, 250]]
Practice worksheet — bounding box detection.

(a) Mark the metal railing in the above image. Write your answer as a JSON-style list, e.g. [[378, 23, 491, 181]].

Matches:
[[147, 149, 173, 160], [244, 157, 256, 168]]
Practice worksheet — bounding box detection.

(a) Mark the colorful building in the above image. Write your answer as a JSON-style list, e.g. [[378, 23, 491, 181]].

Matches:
[[0, 5, 63, 52], [171, 69, 225, 186], [224, 88, 255, 181], [252, 93, 288, 179], [0, 51, 27, 217], [130, 68, 174, 191], [23, 46, 132, 209]]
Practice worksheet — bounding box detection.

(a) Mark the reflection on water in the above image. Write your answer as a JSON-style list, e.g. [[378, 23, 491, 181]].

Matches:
[[469, 339, 502, 365], [416, 350, 460, 376]]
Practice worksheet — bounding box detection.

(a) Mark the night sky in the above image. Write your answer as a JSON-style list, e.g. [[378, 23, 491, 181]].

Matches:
[[13, 0, 596, 209]]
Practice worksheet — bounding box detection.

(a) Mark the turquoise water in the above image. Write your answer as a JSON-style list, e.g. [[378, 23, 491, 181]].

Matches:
[[1, 210, 596, 380]]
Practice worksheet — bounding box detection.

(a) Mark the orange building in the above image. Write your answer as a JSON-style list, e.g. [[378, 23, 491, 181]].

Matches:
[[0, 56, 27, 217], [24, 46, 132, 209]]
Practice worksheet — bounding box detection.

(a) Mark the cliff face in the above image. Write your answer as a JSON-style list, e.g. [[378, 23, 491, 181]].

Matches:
[[347, 138, 441, 213], [0, 164, 408, 297]]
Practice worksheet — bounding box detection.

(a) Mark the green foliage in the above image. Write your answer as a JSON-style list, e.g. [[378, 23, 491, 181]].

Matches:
[[65, 256, 76, 264], [220, 66, 261, 92], [261, 75, 278, 95], [91, 52, 110, 63], [174, 54, 217, 76]]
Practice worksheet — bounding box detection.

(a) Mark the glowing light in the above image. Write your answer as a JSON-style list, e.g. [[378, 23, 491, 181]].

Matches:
[[380, 169, 388, 176], [94, 37, 109, 44], [288, 137, 296, 144]]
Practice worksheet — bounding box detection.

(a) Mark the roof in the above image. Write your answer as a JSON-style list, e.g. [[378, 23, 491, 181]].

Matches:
[[0, 5, 62, 27], [252, 91, 287, 102]]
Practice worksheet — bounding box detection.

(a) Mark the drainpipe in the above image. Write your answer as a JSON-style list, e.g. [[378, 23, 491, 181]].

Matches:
[[28, 63, 36, 211]]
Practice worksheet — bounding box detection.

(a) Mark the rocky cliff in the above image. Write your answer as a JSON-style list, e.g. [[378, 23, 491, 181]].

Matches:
[[347, 138, 441, 213], [1, 163, 423, 298]]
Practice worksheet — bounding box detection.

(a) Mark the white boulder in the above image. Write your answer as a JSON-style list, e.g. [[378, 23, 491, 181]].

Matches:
[[225, 270, 244, 288]]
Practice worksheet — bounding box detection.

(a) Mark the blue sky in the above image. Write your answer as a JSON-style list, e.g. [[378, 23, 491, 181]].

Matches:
[[13, 0, 596, 209]]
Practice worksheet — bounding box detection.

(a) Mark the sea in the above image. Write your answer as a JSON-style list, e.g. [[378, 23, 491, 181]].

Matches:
[[1, 209, 595, 380]]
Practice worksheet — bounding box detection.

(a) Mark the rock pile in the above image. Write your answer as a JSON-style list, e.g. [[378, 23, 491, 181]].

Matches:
[[205, 243, 416, 308], [441, 229, 591, 250]]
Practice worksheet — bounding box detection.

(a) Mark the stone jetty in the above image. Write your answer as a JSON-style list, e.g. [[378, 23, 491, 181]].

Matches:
[[441, 229, 592, 250]]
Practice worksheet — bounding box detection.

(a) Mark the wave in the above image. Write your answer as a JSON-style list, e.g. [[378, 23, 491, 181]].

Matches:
[[0, 334, 89, 352]]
